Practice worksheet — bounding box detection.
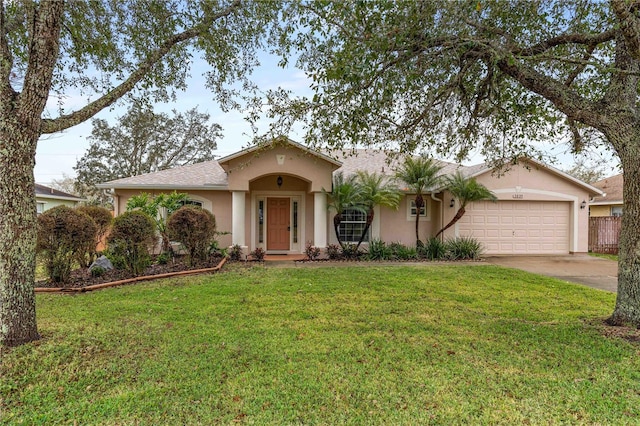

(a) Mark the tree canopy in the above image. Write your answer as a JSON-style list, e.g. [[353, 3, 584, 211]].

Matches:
[[266, 0, 640, 326], [0, 0, 281, 347], [74, 103, 221, 204]]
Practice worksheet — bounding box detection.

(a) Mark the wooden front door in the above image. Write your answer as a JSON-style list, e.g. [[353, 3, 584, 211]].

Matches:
[[267, 198, 290, 250]]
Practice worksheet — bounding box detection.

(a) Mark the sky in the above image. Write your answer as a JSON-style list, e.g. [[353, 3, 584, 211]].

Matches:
[[34, 52, 618, 185]]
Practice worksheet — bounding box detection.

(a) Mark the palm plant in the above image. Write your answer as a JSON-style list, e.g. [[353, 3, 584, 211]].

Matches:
[[394, 156, 443, 247], [435, 171, 497, 238], [354, 171, 402, 250], [126, 191, 189, 252], [323, 172, 365, 249]]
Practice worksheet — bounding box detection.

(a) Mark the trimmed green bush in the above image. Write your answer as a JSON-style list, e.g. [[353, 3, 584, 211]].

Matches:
[[106, 211, 156, 275], [75, 205, 112, 267], [444, 237, 483, 260], [167, 206, 217, 266], [37, 206, 97, 283]]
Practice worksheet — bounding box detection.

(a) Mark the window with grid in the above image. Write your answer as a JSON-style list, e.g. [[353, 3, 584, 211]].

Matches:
[[339, 209, 369, 243], [409, 199, 427, 217]]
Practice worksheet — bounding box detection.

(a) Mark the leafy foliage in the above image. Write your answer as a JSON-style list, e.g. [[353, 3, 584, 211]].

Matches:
[[304, 242, 321, 260], [326, 244, 342, 260], [394, 156, 443, 247], [444, 237, 484, 261], [228, 244, 244, 262], [366, 239, 393, 261], [75, 104, 222, 203], [75, 205, 113, 266], [126, 192, 188, 253], [420, 237, 447, 261], [436, 172, 497, 238], [106, 211, 156, 276], [354, 171, 401, 250], [167, 206, 217, 266], [249, 247, 266, 262], [323, 172, 366, 249], [36, 206, 97, 283]]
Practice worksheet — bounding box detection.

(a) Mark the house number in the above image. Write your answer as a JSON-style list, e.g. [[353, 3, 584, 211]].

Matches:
[[512, 194, 524, 199]]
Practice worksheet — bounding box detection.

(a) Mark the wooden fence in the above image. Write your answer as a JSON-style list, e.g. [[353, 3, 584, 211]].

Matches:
[[589, 216, 621, 254]]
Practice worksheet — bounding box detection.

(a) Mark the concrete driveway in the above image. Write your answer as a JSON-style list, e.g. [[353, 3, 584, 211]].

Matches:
[[484, 255, 618, 293]]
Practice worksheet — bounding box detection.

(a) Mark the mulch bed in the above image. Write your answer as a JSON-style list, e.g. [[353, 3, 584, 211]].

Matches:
[[36, 255, 225, 289]]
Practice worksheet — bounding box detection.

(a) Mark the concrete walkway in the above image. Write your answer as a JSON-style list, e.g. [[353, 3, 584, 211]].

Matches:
[[484, 255, 618, 293]]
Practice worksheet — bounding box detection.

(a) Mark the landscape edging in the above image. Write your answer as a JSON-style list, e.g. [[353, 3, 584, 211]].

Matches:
[[35, 257, 227, 294]]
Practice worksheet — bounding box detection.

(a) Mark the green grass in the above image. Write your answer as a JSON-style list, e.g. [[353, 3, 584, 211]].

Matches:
[[589, 252, 619, 261], [2, 264, 638, 425]]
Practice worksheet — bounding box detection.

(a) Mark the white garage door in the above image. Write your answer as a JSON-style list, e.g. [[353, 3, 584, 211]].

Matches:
[[457, 201, 570, 255]]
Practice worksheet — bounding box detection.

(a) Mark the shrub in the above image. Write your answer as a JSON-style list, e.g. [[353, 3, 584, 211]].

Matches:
[[167, 206, 217, 266], [444, 237, 483, 260], [420, 237, 446, 260], [250, 247, 266, 261], [305, 242, 321, 260], [209, 240, 227, 257], [366, 239, 392, 261], [75, 205, 112, 266], [326, 244, 342, 260], [37, 206, 97, 283], [341, 243, 361, 260], [90, 266, 105, 278], [228, 244, 244, 261], [106, 211, 156, 275], [156, 252, 171, 265], [389, 242, 418, 260]]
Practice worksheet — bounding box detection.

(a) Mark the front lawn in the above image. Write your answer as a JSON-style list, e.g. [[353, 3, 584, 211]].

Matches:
[[2, 265, 638, 424]]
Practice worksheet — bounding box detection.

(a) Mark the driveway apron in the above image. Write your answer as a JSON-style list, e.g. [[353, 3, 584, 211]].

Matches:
[[484, 255, 618, 293]]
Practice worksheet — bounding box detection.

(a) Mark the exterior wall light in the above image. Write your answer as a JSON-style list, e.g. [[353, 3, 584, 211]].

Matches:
[[450, 198, 455, 208], [277, 175, 283, 188], [580, 200, 586, 210]]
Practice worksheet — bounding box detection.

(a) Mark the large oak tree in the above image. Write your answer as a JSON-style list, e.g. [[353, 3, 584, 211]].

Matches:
[[267, 0, 640, 326], [74, 103, 222, 206], [0, 0, 278, 346]]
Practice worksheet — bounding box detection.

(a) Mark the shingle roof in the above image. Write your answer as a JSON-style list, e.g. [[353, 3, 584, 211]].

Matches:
[[591, 173, 623, 204], [35, 183, 83, 201], [97, 160, 228, 189]]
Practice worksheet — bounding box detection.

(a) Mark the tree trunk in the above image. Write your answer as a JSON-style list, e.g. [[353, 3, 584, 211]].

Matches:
[[0, 126, 41, 346], [608, 142, 640, 326], [435, 206, 466, 239], [415, 194, 423, 247], [355, 208, 374, 251], [333, 213, 345, 249]]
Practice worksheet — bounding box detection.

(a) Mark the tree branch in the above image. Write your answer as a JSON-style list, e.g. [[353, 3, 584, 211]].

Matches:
[[512, 30, 616, 57], [0, 4, 17, 102], [18, 1, 64, 123], [495, 52, 602, 129], [41, 0, 241, 134], [611, 0, 640, 61]]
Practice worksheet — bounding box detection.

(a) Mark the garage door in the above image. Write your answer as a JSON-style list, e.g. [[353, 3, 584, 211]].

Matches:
[[457, 201, 570, 255]]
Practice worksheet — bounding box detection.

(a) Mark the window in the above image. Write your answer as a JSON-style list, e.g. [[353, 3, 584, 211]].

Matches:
[[611, 206, 623, 217], [406, 197, 431, 221], [409, 199, 426, 217], [339, 209, 369, 243], [180, 199, 203, 208], [36, 202, 45, 214]]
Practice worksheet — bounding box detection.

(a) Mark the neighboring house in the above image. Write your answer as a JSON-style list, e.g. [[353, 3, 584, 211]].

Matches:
[[35, 183, 84, 214], [97, 138, 603, 255], [589, 174, 623, 217]]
